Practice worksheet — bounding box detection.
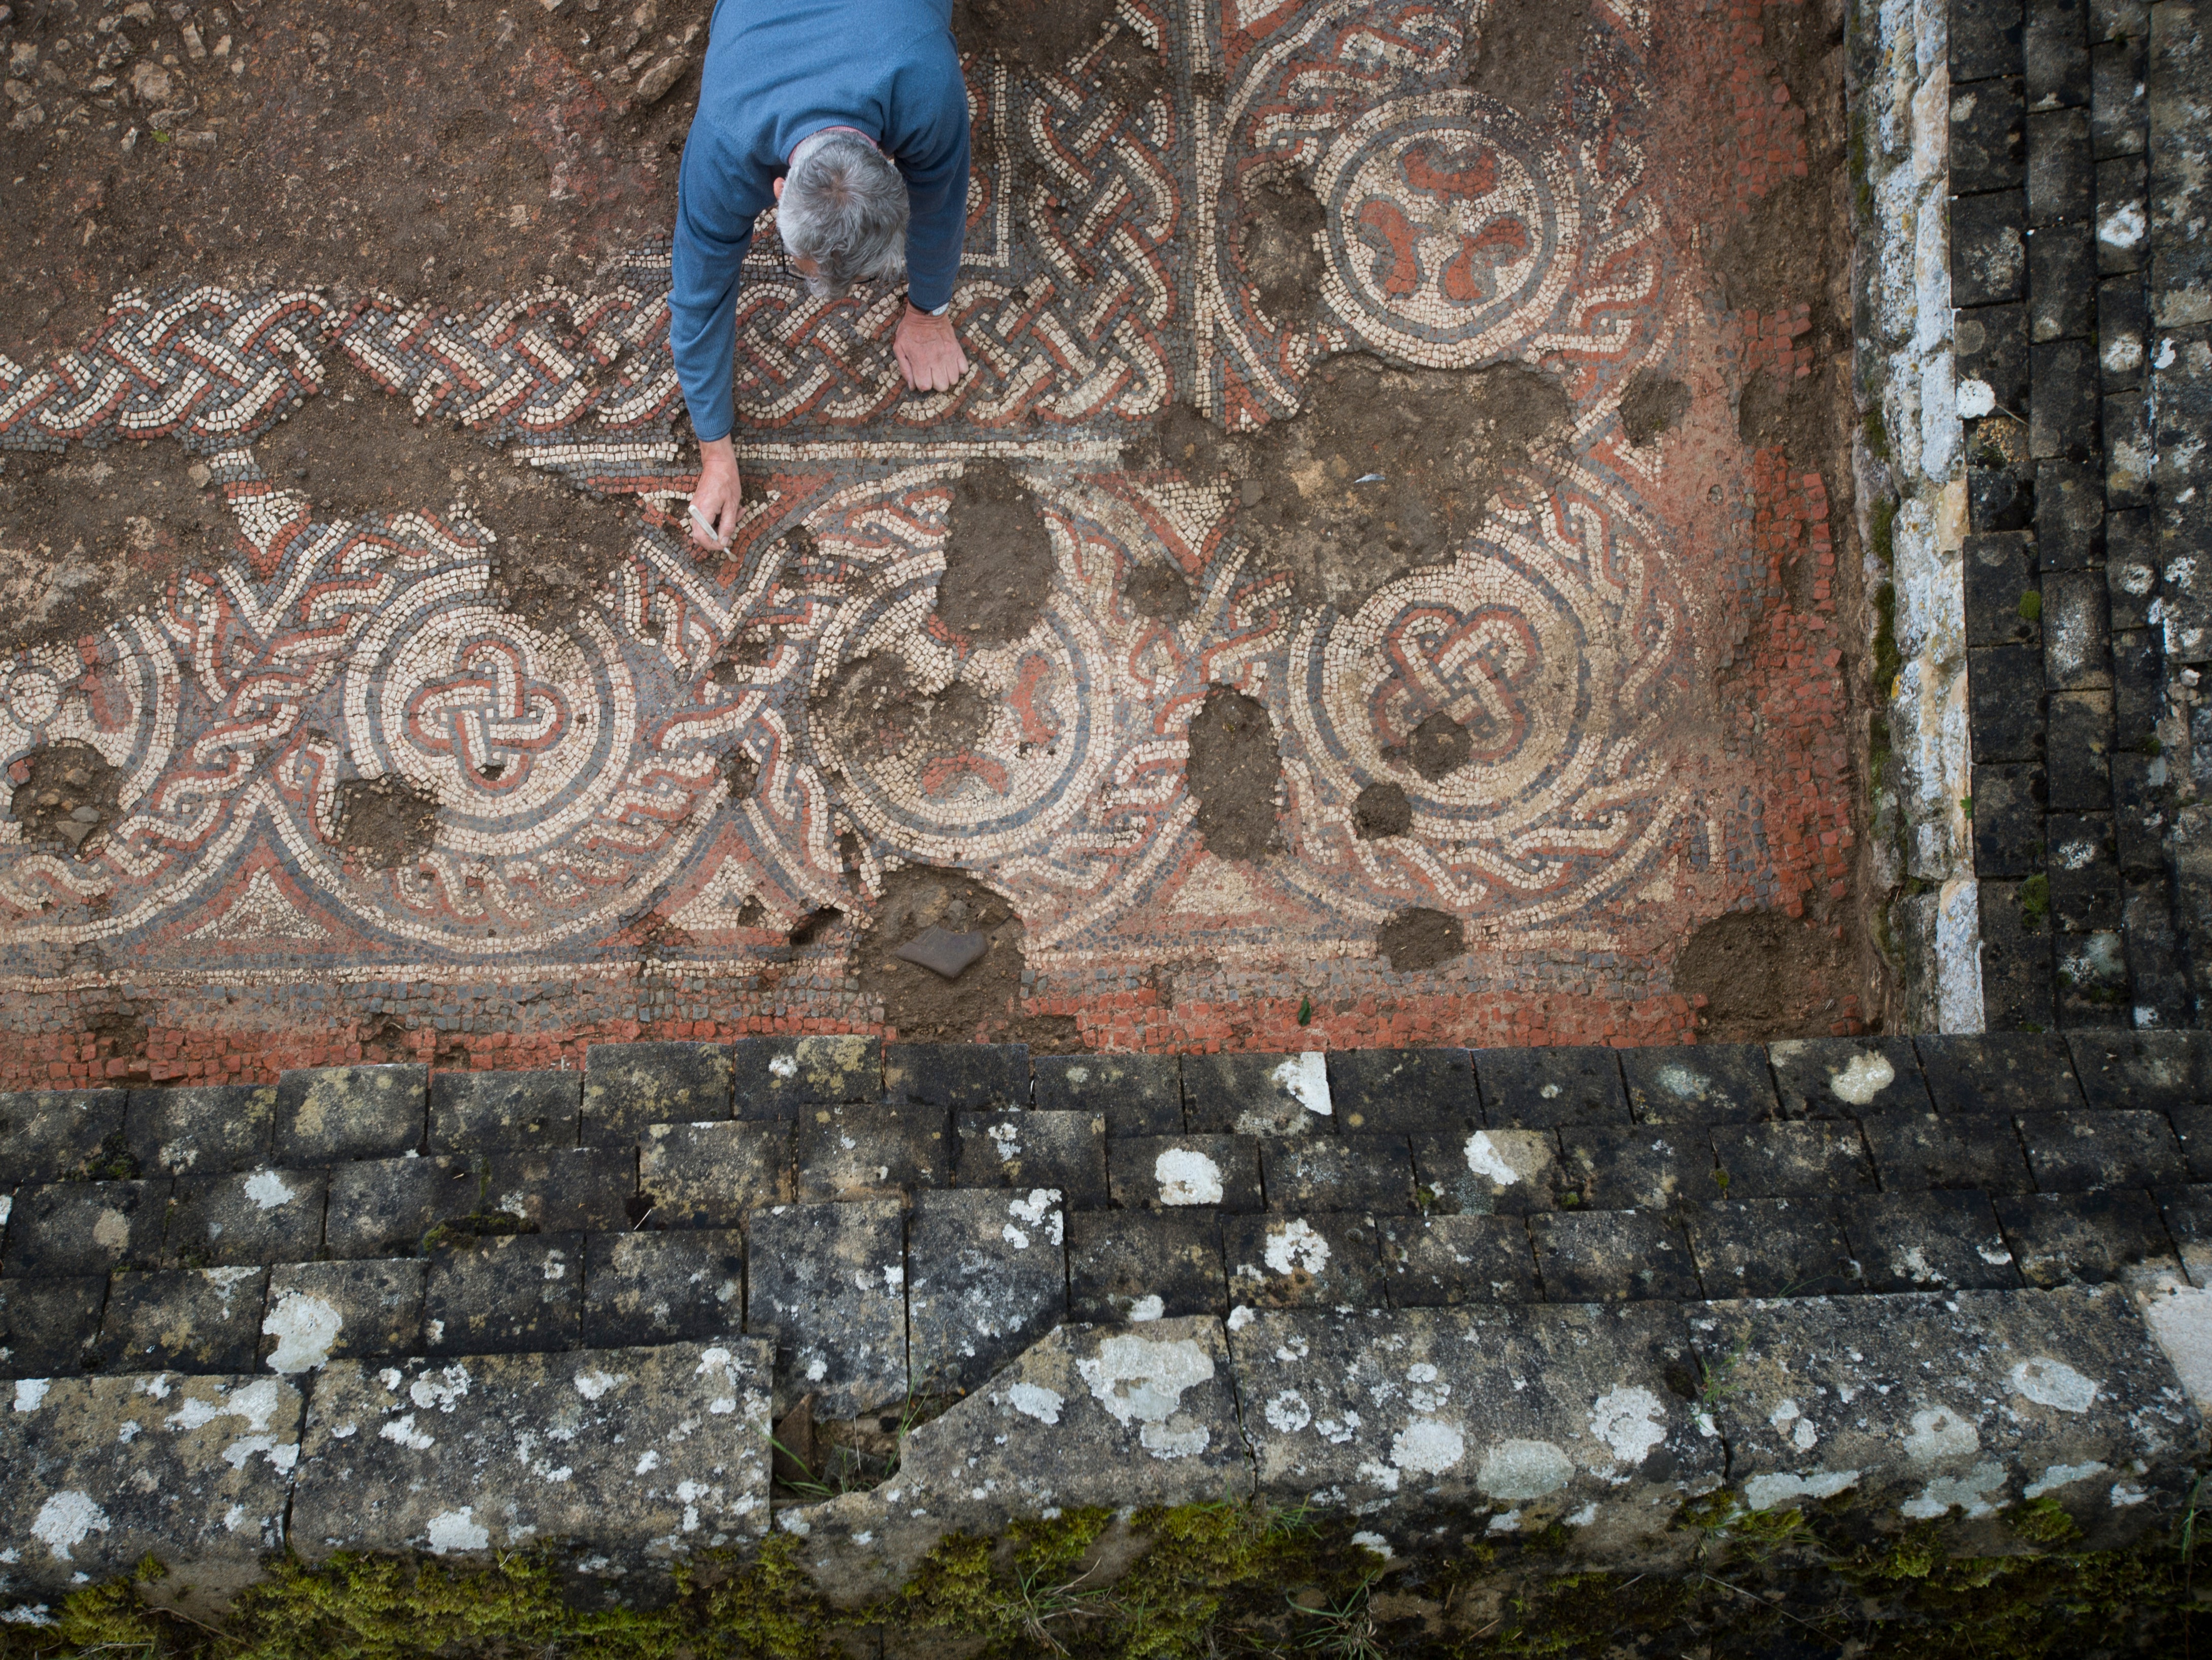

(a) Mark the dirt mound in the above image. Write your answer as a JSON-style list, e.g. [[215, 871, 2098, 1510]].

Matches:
[[1143, 357, 1573, 614], [950, 0, 1158, 94], [1123, 559, 1194, 620], [1463, 0, 1592, 118], [814, 657, 989, 773], [1673, 909, 1862, 1042], [854, 865, 1077, 1046], [1619, 371, 1691, 446], [1352, 782, 1412, 839], [333, 776, 439, 871], [937, 463, 1053, 646], [8, 740, 122, 861], [1376, 907, 1465, 972], [1238, 165, 1327, 327], [1186, 687, 1280, 861], [0, 440, 224, 652]]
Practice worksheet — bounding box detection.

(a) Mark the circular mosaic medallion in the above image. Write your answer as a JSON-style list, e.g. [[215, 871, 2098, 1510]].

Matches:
[[1318, 91, 1582, 366]]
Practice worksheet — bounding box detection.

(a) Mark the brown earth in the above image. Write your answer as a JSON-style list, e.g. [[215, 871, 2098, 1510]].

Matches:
[[949, 0, 1160, 97], [1618, 370, 1691, 447], [813, 655, 988, 773], [331, 774, 439, 871], [8, 739, 122, 860], [853, 864, 1079, 1046], [1185, 686, 1281, 862], [1351, 781, 1412, 840], [1376, 906, 1464, 972], [0, 438, 225, 653], [1237, 164, 1326, 327], [936, 461, 1052, 646], [1144, 358, 1573, 614], [1122, 557, 1194, 620], [0, 0, 713, 372], [1463, 0, 1592, 119], [1673, 909, 1863, 1043]]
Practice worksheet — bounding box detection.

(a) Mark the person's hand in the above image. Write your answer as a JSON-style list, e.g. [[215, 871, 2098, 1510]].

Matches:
[[689, 436, 741, 551], [893, 303, 968, 393]]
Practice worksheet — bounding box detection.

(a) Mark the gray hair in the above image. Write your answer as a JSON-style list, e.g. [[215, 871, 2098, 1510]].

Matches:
[[778, 131, 908, 297]]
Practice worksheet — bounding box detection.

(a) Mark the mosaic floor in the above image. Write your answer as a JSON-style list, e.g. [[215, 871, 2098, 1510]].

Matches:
[[0, 1, 1865, 1076]]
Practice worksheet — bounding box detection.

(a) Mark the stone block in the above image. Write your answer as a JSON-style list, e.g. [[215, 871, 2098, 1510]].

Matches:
[[423, 1232, 583, 1356], [1964, 531, 2040, 648], [2047, 812, 2123, 931], [1957, 301, 2032, 410], [2028, 107, 2095, 224], [167, 1166, 328, 1267], [747, 1200, 906, 1419], [2055, 929, 2132, 1021], [1529, 1210, 1699, 1302], [2030, 221, 2098, 341], [1380, 1215, 1539, 1306], [1224, 1213, 1383, 1309], [2016, 1109, 2188, 1189], [126, 1084, 277, 1177], [1970, 460, 2035, 533], [1952, 0, 2024, 82], [581, 1042, 731, 1144], [2099, 274, 2148, 389], [638, 1120, 791, 1227], [1181, 1051, 1334, 1137], [1710, 1121, 1875, 1198], [1970, 762, 2048, 879], [907, 1189, 1066, 1393], [1107, 1134, 1262, 1212], [2030, 339, 2100, 461], [275, 1065, 427, 1164], [2104, 384, 2151, 508], [2121, 880, 2193, 1019], [1259, 1135, 1415, 1213], [0, 1090, 129, 1184], [1031, 1051, 1181, 1135], [1476, 1047, 1631, 1128], [478, 1147, 638, 1233], [428, 1068, 580, 1152], [1862, 1113, 2037, 1193], [2067, 1029, 2202, 1108], [1233, 1304, 1719, 1557], [1952, 191, 2029, 306], [1412, 1126, 1563, 1215], [2173, 1108, 2212, 1184], [1325, 1048, 1477, 1134], [0, 1372, 302, 1595], [4, 1179, 169, 1276], [94, 1267, 268, 1373], [2097, 153, 2149, 272], [1953, 76, 2028, 192], [2047, 689, 2115, 808], [1557, 1125, 1721, 1210], [2155, 1186, 2212, 1285], [732, 1034, 881, 1116], [2025, 0, 2092, 109], [1620, 1043, 1779, 1124], [1978, 880, 2058, 1028], [1995, 1189, 2177, 1285], [2112, 634, 2162, 759], [1917, 1033, 2083, 1114], [1683, 1198, 1859, 1298], [795, 1103, 951, 1201], [291, 1343, 773, 1563], [260, 1259, 425, 1372], [1841, 1190, 2025, 1291], [1767, 1038, 1932, 1117], [1967, 644, 2048, 760], [2090, 32, 2147, 157], [883, 1043, 1028, 1111], [1690, 1285, 2196, 1549], [2043, 569, 2113, 687], [1065, 1211, 1224, 1323], [582, 1230, 745, 1348], [955, 1110, 1107, 1209], [0, 1277, 106, 1379]]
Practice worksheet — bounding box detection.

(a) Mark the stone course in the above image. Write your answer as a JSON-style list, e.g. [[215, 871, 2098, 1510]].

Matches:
[[3, 1035, 2211, 1608]]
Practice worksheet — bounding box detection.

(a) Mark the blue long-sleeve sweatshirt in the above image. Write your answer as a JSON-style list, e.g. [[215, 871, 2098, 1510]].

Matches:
[[671, 0, 971, 443]]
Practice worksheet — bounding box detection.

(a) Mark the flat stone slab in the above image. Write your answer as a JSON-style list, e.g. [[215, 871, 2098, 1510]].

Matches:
[[1690, 1286, 2203, 1549], [290, 1341, 773, 1564], [732, 1035, 882, 1117], [747, 1200, 907, 1420], [0, 1372, 303, 1598], [1231, 1304, 1720, 1562]]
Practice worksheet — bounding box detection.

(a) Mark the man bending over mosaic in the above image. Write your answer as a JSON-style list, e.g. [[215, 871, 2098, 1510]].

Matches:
[[674, 0, 973, 550]]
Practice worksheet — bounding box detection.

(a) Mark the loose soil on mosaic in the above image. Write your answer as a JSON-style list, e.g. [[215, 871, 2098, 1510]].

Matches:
[[1238, 165, 1327, 326], [0, 439, 225, 653], [1186, 687, 1282, 862], [332, 775, 440, 873], [854, 866, 1078, 1047], [1463, 0, 1592, 119], [9, 739, 123, 861], [0, 0, 708, 368], [1674, 909, 1864, 1042], [274, 358, 640, 632], [1377, 906, 1465, 973], [815, 656, 992, 773], [1148, 359, 1572, 614], [936, 462, 1053, 646], [949, 0, 1160, 96]]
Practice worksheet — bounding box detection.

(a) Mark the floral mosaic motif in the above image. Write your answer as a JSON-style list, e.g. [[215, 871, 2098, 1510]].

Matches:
[[0, 0, 1739, 979]]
